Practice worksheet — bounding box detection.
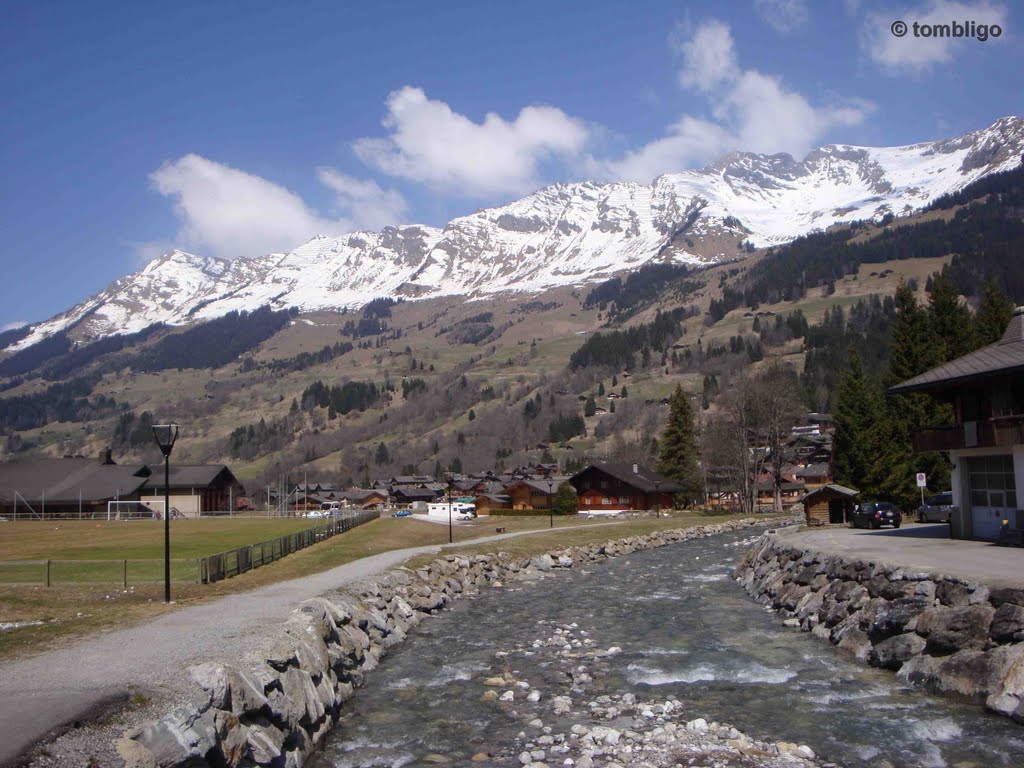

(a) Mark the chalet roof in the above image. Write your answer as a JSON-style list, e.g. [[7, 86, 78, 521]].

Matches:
[[0, 458, 152, 503], [340, 488, 387, 502], [392, 487, 437, 500], [794, 463, 832, 478], [802, 483, 859, 502], [571, 461, 683, 493], [475, 493, 512, 503], [145, 465, 240, 491], [890, 307, 1024, 394], [506, 478, 562, 493]]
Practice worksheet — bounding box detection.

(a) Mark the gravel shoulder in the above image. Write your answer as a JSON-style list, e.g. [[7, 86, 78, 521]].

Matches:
[[0, 525, 618, 768]]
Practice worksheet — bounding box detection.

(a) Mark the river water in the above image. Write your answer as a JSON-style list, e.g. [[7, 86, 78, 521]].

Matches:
[[313, 528, 1024, 768]]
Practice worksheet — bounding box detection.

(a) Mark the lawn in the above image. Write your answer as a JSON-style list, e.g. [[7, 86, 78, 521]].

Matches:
[[0, 513, 627, 658]]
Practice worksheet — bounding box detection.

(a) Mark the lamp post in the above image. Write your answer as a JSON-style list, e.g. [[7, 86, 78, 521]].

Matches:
[[547, 479, 554, 528], [446, 472, 454, 544], [152, 423, 179, 603], [653, 479, 661, 519]]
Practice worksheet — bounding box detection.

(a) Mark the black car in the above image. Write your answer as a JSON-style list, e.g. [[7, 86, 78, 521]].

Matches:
[[851, 501, 902, 529], [916, 492, 955, 523]]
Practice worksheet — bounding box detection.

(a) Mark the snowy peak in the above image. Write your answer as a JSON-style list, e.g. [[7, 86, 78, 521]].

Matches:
[[8, 116, 1024, 352]]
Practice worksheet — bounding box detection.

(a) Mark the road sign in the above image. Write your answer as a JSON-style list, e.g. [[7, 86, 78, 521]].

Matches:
[[916, 472, 927, 488]]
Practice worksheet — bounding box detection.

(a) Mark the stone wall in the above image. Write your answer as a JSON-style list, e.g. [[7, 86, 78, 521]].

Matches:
[[735, 533, 1024, 722], [121, 517, 786, 768]]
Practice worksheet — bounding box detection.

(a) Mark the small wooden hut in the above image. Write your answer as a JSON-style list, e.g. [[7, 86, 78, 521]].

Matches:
[[802, 484, 859, 526]]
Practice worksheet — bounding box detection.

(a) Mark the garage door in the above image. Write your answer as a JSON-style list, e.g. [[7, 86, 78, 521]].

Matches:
[[966, 455, 1017, 540]]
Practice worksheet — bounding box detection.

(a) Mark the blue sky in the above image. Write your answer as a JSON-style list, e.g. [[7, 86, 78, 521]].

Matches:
[[1, 0, 1019, 329]]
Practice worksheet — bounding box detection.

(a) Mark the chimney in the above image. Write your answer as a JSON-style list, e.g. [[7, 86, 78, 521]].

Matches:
[[99, 447, 114, 465], [632, 463, 638, 474]]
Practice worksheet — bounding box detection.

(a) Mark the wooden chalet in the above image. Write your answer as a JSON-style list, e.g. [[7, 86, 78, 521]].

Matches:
[[802, 484, 859, 526], [569, 462, 680, 512]]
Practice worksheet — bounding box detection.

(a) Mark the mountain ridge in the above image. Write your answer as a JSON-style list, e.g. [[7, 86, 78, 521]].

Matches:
[[8, 115, 1023, 352]]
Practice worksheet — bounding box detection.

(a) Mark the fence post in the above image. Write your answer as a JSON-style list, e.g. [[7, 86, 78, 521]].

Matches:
[[123, 559, 128, 589], [45, 559, 51, 587]]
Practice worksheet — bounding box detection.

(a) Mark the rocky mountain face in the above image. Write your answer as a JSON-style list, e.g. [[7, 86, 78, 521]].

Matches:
[[9, 116, 1023, 351]]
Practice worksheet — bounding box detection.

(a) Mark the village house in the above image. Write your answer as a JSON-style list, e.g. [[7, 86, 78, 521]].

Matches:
[[569, 462, 680, 513], [801, 483, 859, 525], [505, 478, 560, 510], [891, 306, 1024, 540]]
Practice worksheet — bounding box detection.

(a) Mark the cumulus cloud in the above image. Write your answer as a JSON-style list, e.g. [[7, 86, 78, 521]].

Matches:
[[353, 86, 589, 197], [148, 155, 406, 259], [317, 169, 408, 232], [755, 0, 810, 33], [676, 19, 739, 91], [598, 18, 872, 182], [863, 0, 1007, 73]]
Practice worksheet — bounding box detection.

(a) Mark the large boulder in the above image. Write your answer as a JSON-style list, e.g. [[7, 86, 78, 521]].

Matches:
[[871, 632, 927, 670], [991, 603, 1024, 643], [986, 643, 1024, 721], [916, 604, 995, 655]]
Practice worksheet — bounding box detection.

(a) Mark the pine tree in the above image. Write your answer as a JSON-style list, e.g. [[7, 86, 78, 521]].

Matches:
[[468, 409, 476, 421], [973, 279, 1013, 348], [871, 283, 951, 508], [584, 395, 597, 417], [927, 273, 973, 361], [657, 383, 704, 505], [831, 347, 880, 491], [598, 382, 605, 396], [551, 482, 578, 515], [610, 400, 616, 413], [375, 442, 390, 465]]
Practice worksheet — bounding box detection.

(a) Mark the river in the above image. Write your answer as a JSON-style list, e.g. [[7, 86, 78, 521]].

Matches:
[[312, 527, 1024, 768]]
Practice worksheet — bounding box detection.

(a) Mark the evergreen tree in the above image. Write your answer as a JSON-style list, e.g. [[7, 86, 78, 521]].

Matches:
[[610, 400, 616, 413], [433, 460, 442, 479], [973, 279, 1014, 348], [551, 482, 578, 515], [449, 456, 463, 474], [584, 395, 597, 417], [598, 381, 605, 396], [375, 442, 390, 465], [657, 384, 704, 505], [927, 273, 973, 361], [468, 409, 476, 421], [831, 347, 880, 491], [871, 284, 951, 508]]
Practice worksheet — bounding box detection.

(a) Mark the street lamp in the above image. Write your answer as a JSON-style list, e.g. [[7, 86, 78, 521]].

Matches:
[[152, 423, 179, 603], [653, 479, 661, 519], [446, 472, 454, 544], [547, 479, 554, 528]]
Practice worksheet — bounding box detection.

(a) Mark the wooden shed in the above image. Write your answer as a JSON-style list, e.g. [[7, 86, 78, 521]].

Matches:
[[802, 483, 859, 526]]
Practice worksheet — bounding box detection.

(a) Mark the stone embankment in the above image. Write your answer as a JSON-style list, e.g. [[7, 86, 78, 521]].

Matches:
[[735, 532, 1024, 722], [119, 517, 791, 768]]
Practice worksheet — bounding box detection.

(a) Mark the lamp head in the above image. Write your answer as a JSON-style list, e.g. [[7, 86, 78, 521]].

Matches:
[[152, 424, 179, 457]]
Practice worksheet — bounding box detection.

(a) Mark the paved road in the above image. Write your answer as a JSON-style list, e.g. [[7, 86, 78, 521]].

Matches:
[[776, 523, 1024, 588], [0, 524, 616, 767]]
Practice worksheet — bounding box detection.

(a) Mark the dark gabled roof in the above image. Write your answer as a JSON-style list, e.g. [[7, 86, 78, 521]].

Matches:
[[794, 463, 832, 478], [475, 493, 512, 504], [570, 461, 683, 493], [145, 465, 240, 491], [505, 478, 561, 494], [802, 483, 859, 502], [0, 458, 152, 503], [392, 487, 437, 500], [890, 308, 1024, 394]]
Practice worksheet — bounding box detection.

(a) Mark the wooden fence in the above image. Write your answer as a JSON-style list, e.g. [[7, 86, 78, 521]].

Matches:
[[198, 510, 378, 584]]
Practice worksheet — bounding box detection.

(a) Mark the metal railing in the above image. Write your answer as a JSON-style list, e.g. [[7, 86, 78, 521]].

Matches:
[[0, 558, 200, 586], [197, 509, 378, 584]]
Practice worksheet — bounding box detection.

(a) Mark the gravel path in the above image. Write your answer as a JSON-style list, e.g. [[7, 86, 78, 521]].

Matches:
[[0, 524, 618, 767]]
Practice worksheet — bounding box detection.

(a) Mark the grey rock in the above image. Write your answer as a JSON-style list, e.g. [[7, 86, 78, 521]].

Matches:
[[991, 603, 1024, 643], [871, 632, 927, 670]]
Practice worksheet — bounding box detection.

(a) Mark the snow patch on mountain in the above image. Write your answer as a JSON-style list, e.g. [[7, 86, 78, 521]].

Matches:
[[8, 116, 1023, 352]]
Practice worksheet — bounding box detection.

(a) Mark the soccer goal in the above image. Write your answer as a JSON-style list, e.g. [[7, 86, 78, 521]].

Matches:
[[107, 499, 166, 521]]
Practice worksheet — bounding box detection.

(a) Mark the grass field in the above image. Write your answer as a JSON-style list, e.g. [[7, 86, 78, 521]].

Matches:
[[0, 511, 749, 659]]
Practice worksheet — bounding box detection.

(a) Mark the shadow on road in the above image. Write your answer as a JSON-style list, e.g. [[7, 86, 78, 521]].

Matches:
[[851, 523, 952, 540]]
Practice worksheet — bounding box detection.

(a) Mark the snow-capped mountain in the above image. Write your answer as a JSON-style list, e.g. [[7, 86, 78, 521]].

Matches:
[[9, 116, 1024, 351]]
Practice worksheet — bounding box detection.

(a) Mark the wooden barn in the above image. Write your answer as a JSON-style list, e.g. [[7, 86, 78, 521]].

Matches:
[[802, 484, 859, 526]]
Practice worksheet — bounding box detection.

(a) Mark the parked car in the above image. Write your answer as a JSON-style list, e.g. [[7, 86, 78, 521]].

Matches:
[[391, 509, 412, 518], [851, 501, 902, 529], [916, 492, 955, 523]]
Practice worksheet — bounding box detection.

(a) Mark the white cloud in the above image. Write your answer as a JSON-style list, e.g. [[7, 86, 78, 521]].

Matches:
[[863, 0, 1007, 74], [353, 86, 589, 197], [755, 0, 810, 32], [1, 321, 28, 332], [598, 18, 872, 182], [676, 19, 739, 91], [317, 169, 408, 232], [148, 154, 407, 259]]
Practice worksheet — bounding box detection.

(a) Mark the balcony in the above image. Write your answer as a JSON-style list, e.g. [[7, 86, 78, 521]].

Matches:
[[913, 416, 1024, 452]]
